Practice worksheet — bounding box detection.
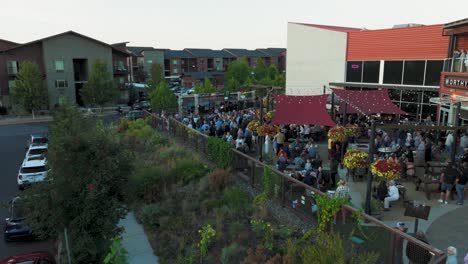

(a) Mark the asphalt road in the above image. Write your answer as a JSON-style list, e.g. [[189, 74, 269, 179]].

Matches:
[[0, 114, 119, 259], [0, 122, 52, 259]]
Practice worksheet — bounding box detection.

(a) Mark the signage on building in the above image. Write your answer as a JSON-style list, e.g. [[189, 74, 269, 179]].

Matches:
[[444, 75, 468, 89]]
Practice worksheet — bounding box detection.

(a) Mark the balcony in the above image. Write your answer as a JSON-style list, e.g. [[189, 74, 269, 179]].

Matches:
[[443, 58, 468, 73], [114, 66, 128, 75]]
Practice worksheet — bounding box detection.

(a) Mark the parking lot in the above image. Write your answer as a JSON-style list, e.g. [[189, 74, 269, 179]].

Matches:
[[0, 122, 52, 258]]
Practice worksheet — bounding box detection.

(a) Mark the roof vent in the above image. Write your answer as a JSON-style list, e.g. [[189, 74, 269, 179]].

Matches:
[[392, 23, 425, 28]]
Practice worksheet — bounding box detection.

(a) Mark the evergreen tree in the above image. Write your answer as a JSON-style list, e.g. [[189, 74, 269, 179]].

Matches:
[[149, 63, 164, 86], [224, 58, 251, 91]]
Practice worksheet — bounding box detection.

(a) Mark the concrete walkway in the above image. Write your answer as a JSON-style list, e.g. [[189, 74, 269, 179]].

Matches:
[[0, 116, 52, 126], [118, 212, 159, 264]]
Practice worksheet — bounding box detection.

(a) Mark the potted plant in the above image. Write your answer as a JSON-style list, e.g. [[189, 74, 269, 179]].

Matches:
[[328, 126, 346, 142]]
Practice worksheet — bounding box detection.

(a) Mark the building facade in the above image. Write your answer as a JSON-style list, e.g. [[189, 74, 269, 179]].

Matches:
[[0, 31, 131, 107], [286, 19, 468, 122]]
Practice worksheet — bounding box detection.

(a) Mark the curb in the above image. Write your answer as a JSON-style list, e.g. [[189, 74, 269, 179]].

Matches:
[[0, 118, 53, 126]]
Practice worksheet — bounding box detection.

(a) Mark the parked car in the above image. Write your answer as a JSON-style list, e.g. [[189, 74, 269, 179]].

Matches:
[[17, 156, 48, 190], [25, 143, 48, 158], [0, 251, 55, 263], [132, 101, 152, 112], [26, 134, 48, 149], [126, 110, 145, 120], [3, 197, 33, 242]]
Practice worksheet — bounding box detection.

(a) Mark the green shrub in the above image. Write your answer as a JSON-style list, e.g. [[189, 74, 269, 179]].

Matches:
[[170, 158, 209, 184], [158, 145, 189, 163], [221, 242, 245, 264], [129, 165, 166, 202], [228, 221, 245, 241], [222, 186, 250, 216], [206, 137, 233, 169], [139, 204, 167, 230]]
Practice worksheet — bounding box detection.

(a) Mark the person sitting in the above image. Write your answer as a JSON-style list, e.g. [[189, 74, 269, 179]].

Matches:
[[293, 154, 305, 170], [405, 231, 431, 264], [384, 180, 399, 211], [335, 180, 351, 200], [303, 170, 316, 186], [373, 180, 388, 201], [304, 158, 312, 172]]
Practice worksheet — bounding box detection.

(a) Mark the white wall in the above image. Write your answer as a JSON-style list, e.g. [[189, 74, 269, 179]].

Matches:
[[286, 23, 348, 95]]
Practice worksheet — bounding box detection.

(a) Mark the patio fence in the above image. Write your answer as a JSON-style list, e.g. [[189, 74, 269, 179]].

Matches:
[[146, 112, 447, 264]]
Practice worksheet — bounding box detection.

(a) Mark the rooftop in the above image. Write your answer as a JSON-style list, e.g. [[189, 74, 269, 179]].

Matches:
[[257, 48, 286, 56], [291, 22, 362, 33], [184, 48, 235, 58], [127, 46, 155, 55], [164, 50, 195, 59], [224, 49, 267, 57]]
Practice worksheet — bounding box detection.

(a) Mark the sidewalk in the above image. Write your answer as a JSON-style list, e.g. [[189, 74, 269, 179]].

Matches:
[[0, 115, 53, 126], [118, 212, 159, 264]]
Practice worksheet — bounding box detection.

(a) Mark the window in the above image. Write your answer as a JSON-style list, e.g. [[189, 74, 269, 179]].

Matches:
[[346, 61, 362, 82], [362, 61, 380, 83], [173, 68, 178, 74], [54, 60, 64, 72], [117, 61, 125, 70], [147, 60, 153, 64], [6, 61, 18, 75], [425, 60, 444, 86], [55, 80, 68, 88], [8, 80, 16, 89], [403, 60, 425, 85], [383, 61, 403, 84], [172, 59, 178, 65]]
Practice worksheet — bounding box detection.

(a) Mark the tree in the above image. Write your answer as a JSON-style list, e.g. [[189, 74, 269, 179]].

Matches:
[[10, 61, 49, 119], [253, 58, 268, 81], [22, 103, 132, 263], [195, 78, 217, 94], [80, 59, 118, 108], [149, 63, 164, 86], [224, 58, 251, 92], [267, 64, 280, 80], [149, 82, 178, 113]]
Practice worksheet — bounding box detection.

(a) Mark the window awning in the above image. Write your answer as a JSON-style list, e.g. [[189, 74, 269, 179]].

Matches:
[[332, 88, 407, 115], [271, 94, 336, 126]]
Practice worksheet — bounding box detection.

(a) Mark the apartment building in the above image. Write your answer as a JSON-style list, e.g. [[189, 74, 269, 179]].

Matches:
[[0, 31, 131, 107]]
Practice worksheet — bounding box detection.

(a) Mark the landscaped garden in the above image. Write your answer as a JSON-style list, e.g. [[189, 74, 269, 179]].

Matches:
[[118, 117, 381, 263]]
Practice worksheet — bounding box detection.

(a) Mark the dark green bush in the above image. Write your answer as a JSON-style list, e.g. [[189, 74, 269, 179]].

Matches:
[[206, 137, 233, 169], [221, 242, 245, 264], [221, 186, 250, 216], [170, 158, 209, 184], [138, 204, 167, 230], [129, 165, 167, 202]]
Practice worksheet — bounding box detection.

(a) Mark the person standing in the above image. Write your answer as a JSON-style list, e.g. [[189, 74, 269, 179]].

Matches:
[[384, 180, 399, 211], [425, 137, 432, 162], [274, 129, 285, 155], [456, 162, 468, 205], [446, 246, 458, 264], [406, 231, 431, 264], [446, 132, 454, 155], [439, 162, 458, 204], [392, 222, 408, 264]]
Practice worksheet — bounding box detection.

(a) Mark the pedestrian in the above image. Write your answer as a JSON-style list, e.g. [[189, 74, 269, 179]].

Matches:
[[456, 162, 468, 205], [406, 231, 431, 264], [392, 222, 408, 264], [439, 162, 458, 204], [446, 132, 454, 155], [274, 129, 285, 155], [446, 246, 458, 264]]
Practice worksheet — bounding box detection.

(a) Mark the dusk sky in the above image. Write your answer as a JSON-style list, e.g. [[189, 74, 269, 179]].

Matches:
[[2, 0, 467, 50]]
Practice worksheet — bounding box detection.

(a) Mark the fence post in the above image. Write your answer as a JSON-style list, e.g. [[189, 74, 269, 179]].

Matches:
[[250, 161, 255, 187], [281, 173, 286, 207]]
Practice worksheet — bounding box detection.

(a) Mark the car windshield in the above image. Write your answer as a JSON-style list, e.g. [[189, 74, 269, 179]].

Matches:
[[11, 200, 26, 219], [141, 102, 150, 107], [21, 166, 46, 174], [32, 138, 48, 144], [29, 149, 47, 155]]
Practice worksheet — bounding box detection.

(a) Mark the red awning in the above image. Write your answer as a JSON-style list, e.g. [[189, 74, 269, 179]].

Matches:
[[271, 94, 336, 126], [332, 88, 407, 115]]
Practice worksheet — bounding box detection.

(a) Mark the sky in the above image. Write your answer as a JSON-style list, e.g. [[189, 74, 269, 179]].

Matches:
[[1, 0, 467, 50]]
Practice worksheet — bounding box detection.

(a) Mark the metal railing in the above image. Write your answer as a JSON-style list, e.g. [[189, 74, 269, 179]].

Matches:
[[145, 112, 447, 264], [443, 58, 468, 73]]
